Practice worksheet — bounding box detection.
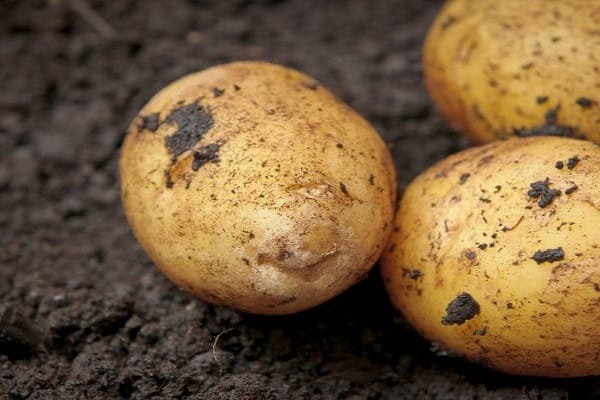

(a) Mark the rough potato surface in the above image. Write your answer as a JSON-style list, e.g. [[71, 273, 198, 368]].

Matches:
[[382, 136, 600, 377], [120, 62, 396, 315], [424, 0, 600, 143]]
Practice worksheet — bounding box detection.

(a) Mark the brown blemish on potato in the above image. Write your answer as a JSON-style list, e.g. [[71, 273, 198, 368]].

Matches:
[[277, 249, 292, 261], [442, 292, 480, 325], [267, 247, 340, 283], [275, 296, 297, 306], [301, 81, 320, 91], [521, 62, 534, 70], [441, 15, 458, 30], [368, 174, 375, 185], [403, 268, 422, 280], [536, 96, 549, 104], [472, 104, 486, 121], [461, 249, 478, 266], [477, 155, 494, 167], [456, 37, 477, 62]]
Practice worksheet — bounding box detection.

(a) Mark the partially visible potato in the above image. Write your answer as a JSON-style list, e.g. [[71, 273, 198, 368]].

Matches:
[[120, 61, 396, 315], [382, 136, 600, 377], [424, 0, 600, 143]]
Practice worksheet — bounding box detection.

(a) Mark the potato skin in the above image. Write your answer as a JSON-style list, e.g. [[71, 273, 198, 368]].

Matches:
[[424, 0, 600, 144], [120, 61, 396, 315], [381, 137, 600, 377]]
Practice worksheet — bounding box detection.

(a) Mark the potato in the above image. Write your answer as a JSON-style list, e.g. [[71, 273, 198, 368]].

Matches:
[[381, 136, 600, 377], [120, 61, 396, 315], [423, 0, 600, 144]]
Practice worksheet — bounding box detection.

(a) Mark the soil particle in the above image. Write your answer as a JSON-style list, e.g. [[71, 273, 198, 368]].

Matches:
[[138, 113, 160, 132], [339, 181, 348, 195], [442, 293, 480, 326], [192, 143, 221, 171], [213, 87, 225, 97], [575, 97, 593, 108], [407, 269, 422, 280], [532, 248, 565, 264], [555, 160, 564, 169], [566, 155, 579, 170], [164, 102, 214, 157], [528, 178, 561, 208], [565, 185, 578, 195], [514, 105, 574, 137]]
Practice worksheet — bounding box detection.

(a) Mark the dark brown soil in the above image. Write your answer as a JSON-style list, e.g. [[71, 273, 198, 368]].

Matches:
[[0, 1, 598, 399]]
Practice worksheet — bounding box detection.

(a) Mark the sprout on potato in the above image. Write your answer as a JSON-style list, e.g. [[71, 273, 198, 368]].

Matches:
[[120, 61, 396, 315], [382, 136, 600, 377]]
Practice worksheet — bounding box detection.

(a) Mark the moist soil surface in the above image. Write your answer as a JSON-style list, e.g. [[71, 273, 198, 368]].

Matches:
[[1, 1, 598, 399]]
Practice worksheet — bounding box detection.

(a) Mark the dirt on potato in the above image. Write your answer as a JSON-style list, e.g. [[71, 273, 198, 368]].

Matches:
[[0, 0, 598, 399]]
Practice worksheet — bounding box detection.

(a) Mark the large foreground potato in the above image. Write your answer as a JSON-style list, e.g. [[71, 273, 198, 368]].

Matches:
[[382, 136, 600, 377], [120, 62, 396, 315], [424, 0, 600, 143]]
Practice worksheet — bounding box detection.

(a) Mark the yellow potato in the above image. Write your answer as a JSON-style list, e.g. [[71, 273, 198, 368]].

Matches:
[[120, 61, 396, 315], [424, 0, 600, 144], [382, 136, 600, 377]]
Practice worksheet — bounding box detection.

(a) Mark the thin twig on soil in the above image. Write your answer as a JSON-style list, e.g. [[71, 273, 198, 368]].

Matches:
[[63, 0, 117, 39], [212, 328, 234, 376], [212, 328, 234, 363]]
